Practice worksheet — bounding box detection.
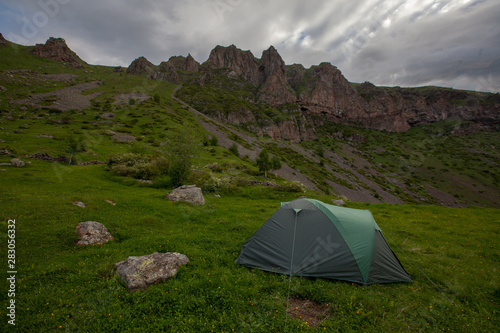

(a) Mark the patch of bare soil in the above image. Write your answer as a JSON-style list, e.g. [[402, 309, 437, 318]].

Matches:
[[114, 93, 151, 105], [13, 81, 102, 111], [286, 297, 331, 327], [112, 132, 136, 142]]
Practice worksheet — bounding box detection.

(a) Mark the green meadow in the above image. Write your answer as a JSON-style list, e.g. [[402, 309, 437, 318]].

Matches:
[[0, 161, 498, 332]]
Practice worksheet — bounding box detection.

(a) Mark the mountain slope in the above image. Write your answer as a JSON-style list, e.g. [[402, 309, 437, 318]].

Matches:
[[0, 36, 499, 207]]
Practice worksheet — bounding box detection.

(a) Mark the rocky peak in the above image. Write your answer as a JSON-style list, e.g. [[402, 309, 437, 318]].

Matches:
[[258, 46, 296, 105], [148, 61, 180, 83], [0, 33, 7, 46], [206, 45, 260, 85], [31, 37, 85, 68], [127, 56, 155, 74], [167, 54, 200, 72]]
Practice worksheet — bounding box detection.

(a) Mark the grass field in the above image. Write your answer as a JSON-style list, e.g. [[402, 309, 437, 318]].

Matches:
[[0, 161, 498, 332]]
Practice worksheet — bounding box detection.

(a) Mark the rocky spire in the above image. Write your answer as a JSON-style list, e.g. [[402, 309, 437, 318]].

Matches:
[[257, 46, 296, 105], [31, 37, 86, 68], [127, 56, 155, 74]]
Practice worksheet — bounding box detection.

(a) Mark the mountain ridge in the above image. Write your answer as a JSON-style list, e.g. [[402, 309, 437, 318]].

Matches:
[[9, 35, 500, 138]]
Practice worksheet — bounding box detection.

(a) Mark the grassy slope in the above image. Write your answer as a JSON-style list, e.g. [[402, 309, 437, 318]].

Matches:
[[0, 43, 499, 332]]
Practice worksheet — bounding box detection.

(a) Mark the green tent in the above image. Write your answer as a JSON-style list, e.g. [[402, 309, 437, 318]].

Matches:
[[236, 198, 412, 285]]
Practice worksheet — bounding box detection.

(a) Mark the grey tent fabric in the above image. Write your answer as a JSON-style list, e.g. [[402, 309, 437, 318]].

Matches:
[[236, 198, 412, 285]]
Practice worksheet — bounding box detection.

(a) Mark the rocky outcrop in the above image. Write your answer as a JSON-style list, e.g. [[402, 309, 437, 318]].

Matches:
[[168, 54, 199, 72], [75, 221, 113, 246], [127, 56, 155, 74], [167, 185, 205, 205], [207, 45, 260, 85], [258, 46, 296, 106], [114, 252, 189, 292], [0, 33, 7, 46], [148, 61, 180, 83], [31, 37, 85, 68]]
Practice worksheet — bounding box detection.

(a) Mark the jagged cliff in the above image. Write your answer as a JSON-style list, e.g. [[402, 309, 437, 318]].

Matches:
[[129, 44, 499, 140], [31, 37, 86, 68]]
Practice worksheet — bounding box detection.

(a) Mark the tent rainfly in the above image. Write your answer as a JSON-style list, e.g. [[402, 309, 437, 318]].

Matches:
[[236, 198, 412, 285]]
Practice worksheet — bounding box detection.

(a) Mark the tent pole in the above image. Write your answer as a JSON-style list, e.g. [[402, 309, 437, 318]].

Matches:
[[285, 209, 299, 331]]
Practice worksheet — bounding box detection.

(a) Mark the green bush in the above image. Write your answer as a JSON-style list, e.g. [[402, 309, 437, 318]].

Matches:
[[107, 153, 169, 180]]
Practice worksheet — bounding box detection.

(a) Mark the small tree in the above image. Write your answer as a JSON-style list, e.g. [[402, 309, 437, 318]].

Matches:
[[164, 128, 199, 187], [66, 135, 86, 165], [256, 149, 281, 178]]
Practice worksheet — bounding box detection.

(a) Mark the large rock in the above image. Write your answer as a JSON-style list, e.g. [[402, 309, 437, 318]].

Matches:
[[114, 252, 189, 292], [31, 37, 85, 68], [75, 221, 113, 246], [167, 185, 205, 205], [10, 158, 25, 167]]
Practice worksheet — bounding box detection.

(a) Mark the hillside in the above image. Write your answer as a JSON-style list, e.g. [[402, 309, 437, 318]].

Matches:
[[0, 36, 499, 332], [1, 37, 499, 207]]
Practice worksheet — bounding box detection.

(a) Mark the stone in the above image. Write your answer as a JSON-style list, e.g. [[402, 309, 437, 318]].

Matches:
[[114, 252, 189, 292], [331, 199, 346, 206], [100, 112, 116, 119], [106, 199, 116, 206], [167, 185, 205, 205], [72, 201, 85, 208], [10, 158, 25, 167], [75, 221, 113, 246]]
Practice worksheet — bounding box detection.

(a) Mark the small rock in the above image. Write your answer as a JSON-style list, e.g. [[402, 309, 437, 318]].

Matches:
[[215, 194, 221, 198], [75, 221, 113, 246], [106, 199, 116, 206], [72, 201, 85, 208], [100, 112, 116, 119], [10, 158, 25, 167], [167, 185, 205, 205], [114, 252, 189, 292], [331, 199, 346, 206]]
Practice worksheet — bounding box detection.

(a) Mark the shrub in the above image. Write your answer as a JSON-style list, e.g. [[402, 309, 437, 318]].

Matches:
[[276, 180, 307, 193], [229, 143, 239, 157], [107, 153, 169, 180]]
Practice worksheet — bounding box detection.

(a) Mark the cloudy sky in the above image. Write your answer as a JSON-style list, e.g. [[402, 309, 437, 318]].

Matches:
[[1, 0, 499, 92]]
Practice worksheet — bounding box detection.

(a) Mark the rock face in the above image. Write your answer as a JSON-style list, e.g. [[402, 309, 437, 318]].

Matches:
[[196, 44, 500, 136], [75, 221, 114, 246], [258, 46, 296, 105], [114, 252, 189, 292], [31, 37, 85, 68], [127, 56, 155, 74], [167, 185, 205, 205], [148, 61, 180, 83], [167, 54, 200, 72], [207, 45, 260, 85]]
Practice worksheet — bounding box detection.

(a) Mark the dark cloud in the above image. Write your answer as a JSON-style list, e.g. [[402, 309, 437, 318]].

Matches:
[[0, 0, 498, 92]]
